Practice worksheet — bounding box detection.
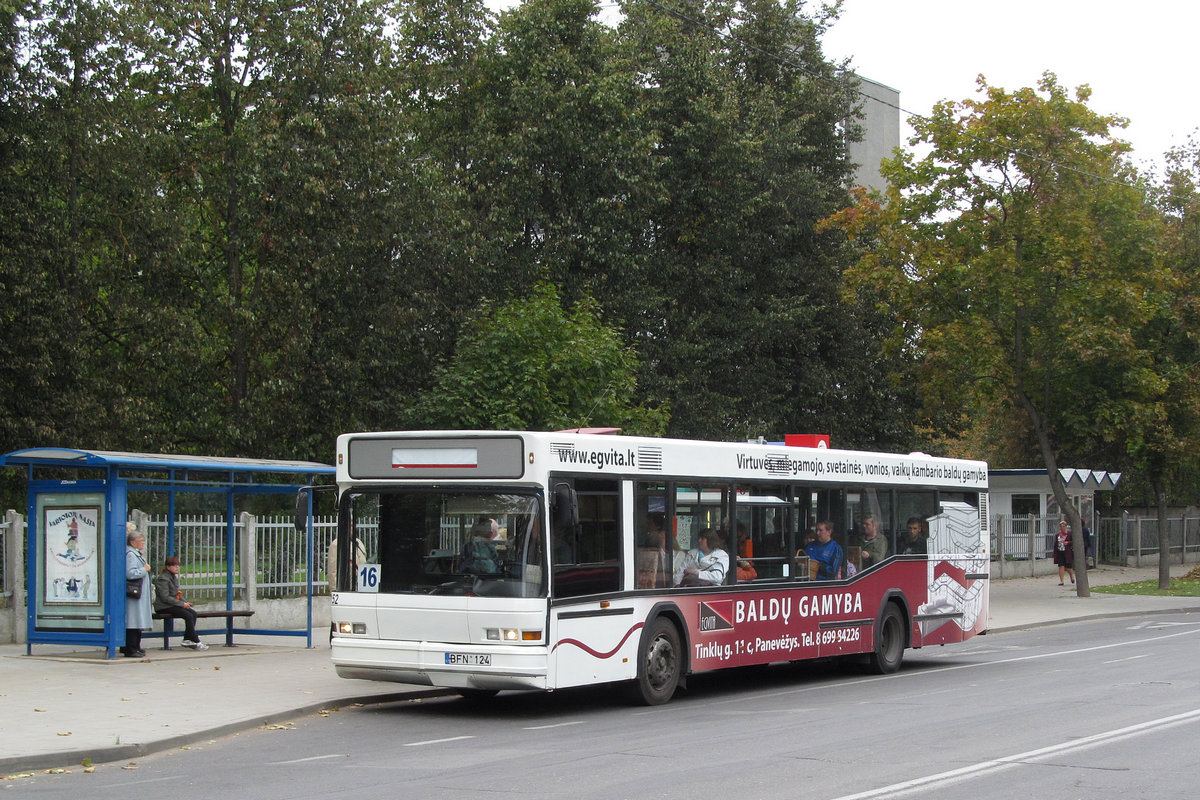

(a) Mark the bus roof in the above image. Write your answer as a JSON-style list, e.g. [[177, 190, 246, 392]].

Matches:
[[336, 431, 989, 490]]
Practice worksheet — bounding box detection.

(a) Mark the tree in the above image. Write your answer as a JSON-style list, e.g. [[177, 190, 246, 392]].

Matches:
[[413, 283, 668, 433], [119, 0, 421, 459], [0, 0, 176, 455], [1137, 140, 1200, 588], [828, 74, 1166, 596], [613, 0, 903, 444]]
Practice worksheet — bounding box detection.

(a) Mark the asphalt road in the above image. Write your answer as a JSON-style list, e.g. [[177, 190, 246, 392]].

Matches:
[[9, 612, 1200, 800]]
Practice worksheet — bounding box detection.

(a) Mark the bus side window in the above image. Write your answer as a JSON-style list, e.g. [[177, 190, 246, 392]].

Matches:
[[552, 478, 621, 598], [635, 482, 669, 589]]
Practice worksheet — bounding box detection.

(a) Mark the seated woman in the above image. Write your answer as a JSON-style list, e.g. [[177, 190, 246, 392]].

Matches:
[[678, 528, 729, 586]]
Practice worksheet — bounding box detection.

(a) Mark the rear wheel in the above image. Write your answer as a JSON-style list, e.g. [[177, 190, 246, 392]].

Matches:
[[631, 617, 682, 705], [866, 603, 905, 674]]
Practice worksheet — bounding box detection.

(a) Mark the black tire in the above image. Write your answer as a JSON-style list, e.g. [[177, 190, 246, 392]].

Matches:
[[866, 603, 905, 674], [456, 688, 500, 701], [630, 617, 682, 705]]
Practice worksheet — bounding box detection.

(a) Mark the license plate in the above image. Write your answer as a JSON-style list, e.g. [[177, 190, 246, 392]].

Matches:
[[445, 652, 492, 666]]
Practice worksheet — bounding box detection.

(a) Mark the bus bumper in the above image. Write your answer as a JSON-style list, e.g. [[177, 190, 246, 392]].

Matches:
[[331, 637, 550, 690]]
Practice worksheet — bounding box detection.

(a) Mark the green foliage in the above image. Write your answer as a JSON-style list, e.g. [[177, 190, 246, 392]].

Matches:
[[831, 74, 1167, 470], [826, 72, 1200, 589], [1092, 577, 1200, 598], [0, 0, 915, 474], [609, 0, 906, 446], [414, 284, 668, 434]]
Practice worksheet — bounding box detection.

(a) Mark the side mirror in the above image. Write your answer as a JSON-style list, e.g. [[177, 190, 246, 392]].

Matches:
[[294, 488, 311, 533], [295, 484, 336, 532], [552, 483, 579, 529]]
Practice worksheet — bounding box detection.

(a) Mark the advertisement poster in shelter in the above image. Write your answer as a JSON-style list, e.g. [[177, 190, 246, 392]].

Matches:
[[42, 506, 102, 606]]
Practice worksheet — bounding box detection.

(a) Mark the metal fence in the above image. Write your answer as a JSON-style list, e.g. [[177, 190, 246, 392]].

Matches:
[[4, 508, 1198, 606], [989, 514, 1099, 578], [254, 515, 347, 598], [143, 514, 241, 601], [0, 507, 378, 608], [0, 515, 9, 605], [1097, 514, 1200, 567], [140, 513, 352, 602], [991, 512, 1200, 573], [991, 514, 1054, 562]]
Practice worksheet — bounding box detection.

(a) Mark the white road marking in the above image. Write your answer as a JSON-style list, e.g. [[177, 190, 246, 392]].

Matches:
[[403, 735, 475, 747], [1102, 653, 1153, 664], [711, 627, 1199, 706], [829, 707, 1200, 800], [269, 753, 349, 764], [523, 721, 586, 730]]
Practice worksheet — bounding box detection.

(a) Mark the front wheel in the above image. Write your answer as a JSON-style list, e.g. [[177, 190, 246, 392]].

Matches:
[[866, 603, 905, 674], [630, 617, 682, 705]]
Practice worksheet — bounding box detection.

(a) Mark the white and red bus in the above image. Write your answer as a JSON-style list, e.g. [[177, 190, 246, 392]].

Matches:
[[325, 431, 989, 704]]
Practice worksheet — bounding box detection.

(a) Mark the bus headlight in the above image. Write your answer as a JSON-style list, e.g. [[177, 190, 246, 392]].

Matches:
[[337, 622, 367, 635], [485, 628, 540, 642]]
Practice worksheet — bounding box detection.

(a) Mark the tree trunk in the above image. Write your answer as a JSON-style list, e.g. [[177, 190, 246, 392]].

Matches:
[[1153, 474, 1171, 590], [1019, 391, 1090, 596]]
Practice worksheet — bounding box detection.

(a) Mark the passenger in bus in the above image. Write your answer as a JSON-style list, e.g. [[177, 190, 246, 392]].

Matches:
[[640, 512, 667, 548], [636, 522, 667, 589], [326, 535, 368, 589], [670, 533, 692, 585], [460, 517, 501, 574], [804, 521, 844, 580], [552, 524, 575, 564], [678, 528, 729, 586], [735, 522, 757, 581], [858, 514, 888, 569], [900, 517, 928, 555]]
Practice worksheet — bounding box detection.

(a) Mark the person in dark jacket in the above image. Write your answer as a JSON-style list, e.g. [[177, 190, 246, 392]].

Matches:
[[1053, 520, 1076, 585], [153, 556, 209, 650]]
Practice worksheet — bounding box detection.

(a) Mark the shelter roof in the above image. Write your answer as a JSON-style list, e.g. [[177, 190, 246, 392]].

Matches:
[[989, 467, 1121, 492], [0, 447, 332, 477]]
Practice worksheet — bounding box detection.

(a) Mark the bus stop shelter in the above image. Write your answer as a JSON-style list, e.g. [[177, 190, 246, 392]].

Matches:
[[0, 448, 333, 657]]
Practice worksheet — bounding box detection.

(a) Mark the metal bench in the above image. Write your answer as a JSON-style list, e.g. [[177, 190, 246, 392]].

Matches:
[[153, 609, 255, 649]]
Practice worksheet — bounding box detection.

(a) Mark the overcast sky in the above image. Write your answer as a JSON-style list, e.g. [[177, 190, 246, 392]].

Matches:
[[487, 0, 1197, 175], [820, 0, 1199, 175]]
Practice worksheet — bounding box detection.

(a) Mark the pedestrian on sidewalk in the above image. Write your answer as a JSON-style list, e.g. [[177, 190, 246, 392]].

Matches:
[[123, 523, 152, 657], [153, 556, 209, 650], [1054, 520, 1076, 586]]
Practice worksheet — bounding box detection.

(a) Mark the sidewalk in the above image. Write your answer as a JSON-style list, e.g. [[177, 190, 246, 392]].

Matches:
[[3, 564, 1198, 774]]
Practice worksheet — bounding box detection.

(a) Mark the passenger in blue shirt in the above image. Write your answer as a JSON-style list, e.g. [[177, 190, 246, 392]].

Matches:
[[804, 520, 844, 580]]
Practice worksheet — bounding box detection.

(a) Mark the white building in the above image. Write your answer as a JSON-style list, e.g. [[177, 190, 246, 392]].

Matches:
[[989, 468, 1122, 529], [846, 75, 900, 194]]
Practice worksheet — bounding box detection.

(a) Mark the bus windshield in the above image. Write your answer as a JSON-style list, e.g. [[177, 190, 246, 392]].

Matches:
[[341, 489, 546, 597]]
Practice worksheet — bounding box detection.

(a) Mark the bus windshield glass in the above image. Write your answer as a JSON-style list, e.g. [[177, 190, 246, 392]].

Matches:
[[341, 489, 546, 597]]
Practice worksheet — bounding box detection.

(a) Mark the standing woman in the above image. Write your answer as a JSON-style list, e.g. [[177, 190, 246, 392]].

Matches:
[[1054, 520, 1075, 586], [123, 522, 152, 657]]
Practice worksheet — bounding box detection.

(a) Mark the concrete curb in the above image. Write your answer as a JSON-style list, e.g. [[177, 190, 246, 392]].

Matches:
[[0, 689, 452, 774], [986, 603, 1200, 635]]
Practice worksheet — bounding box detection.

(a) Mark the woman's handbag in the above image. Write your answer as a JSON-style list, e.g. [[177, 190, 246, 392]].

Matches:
[[126, 577, 142, 599]]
